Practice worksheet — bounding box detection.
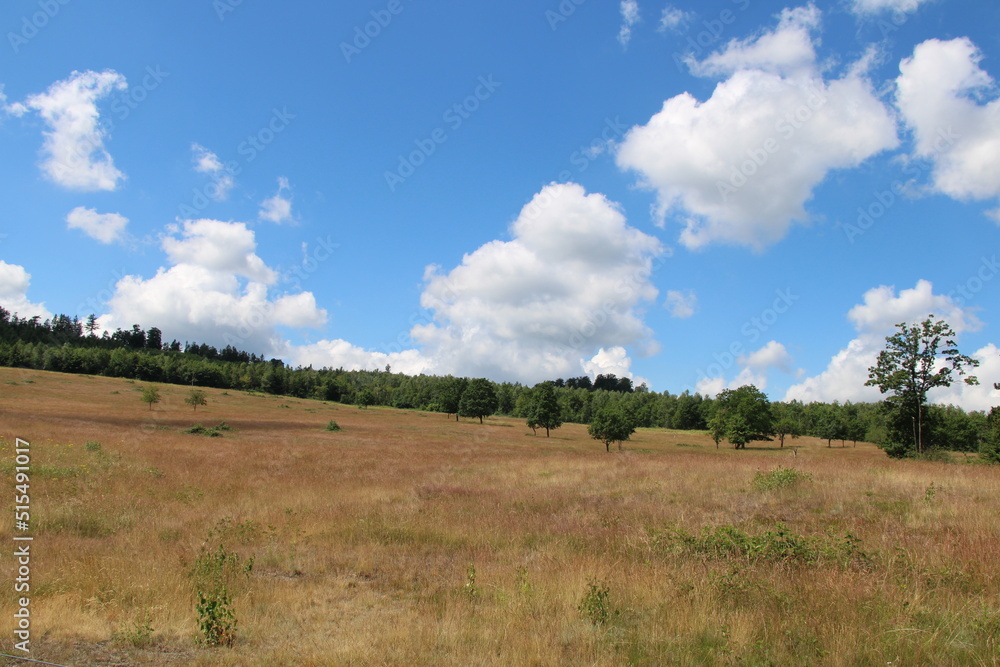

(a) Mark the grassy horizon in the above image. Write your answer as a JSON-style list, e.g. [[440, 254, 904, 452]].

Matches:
[[1, 367, 998, 665]]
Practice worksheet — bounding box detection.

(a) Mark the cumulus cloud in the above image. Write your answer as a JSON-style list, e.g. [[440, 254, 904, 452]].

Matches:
[[0, 261, 52, 320], [694, 340, 791, 397], [696, 367, 768, 398], [65, 206, 128, 244], [101, 219, 325, 356], [850, 0, 933, 16], [291, 183, 664, 384], [658, 5, 693, 33], [259, 177, 295, 224], [665, 289, 697, 318], [896, 38, 1000, 216], [618, 0, 640, 49], [191, 143, 234, 201], [616, 5, 898, 250], [162, 219, 277, 284], [16, 70, 126, 191], [739, 340, 793, 372], [411, 183, 663, 383], [929, 344, 1000, 412], [287, 340, 433, 377], [785, 280, 986, 407]]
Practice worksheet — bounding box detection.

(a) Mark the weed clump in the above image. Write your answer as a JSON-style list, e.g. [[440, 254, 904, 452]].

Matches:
[[752, 466, 812, 492]]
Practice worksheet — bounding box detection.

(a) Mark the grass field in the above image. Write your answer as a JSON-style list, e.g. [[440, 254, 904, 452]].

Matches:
[[1, 367, 998, 665]]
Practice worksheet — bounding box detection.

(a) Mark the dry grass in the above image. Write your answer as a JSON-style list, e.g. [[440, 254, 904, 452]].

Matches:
[[0, 367, 998, 665]]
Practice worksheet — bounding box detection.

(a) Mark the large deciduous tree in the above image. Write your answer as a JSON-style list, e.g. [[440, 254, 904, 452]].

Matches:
[[459, 378, 498, 424], [527, 381, 562, 437], [865, 316, 979, 456], [711, 385, 775, 449], [588, 406, 636, 452]]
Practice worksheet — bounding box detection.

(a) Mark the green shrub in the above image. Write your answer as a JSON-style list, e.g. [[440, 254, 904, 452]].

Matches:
[[578, 581, 615, 626], [752, 466, 812, 492], [325, 420, 342, 432], [85, 441, 102, 453]]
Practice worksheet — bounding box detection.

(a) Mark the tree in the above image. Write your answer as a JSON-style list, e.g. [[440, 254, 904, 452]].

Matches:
[[436, 376, 467, 422], [84, 314, 99, 337], [588, 406, 636, 452], [772, 403, 800, 448], [866, 316, 979, 456], [527, 382, 562, 437], [185, 389, 208, 411], [458, 378, 498, 424], [140, 385, 161, 411], [712, 385, 775, 449]]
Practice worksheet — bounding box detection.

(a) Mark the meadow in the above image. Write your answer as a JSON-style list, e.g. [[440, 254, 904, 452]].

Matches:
[[0, 367, 998, 666]]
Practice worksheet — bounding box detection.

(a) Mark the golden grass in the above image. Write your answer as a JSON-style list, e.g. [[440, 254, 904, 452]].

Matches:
[[0, 367, 998, 665]]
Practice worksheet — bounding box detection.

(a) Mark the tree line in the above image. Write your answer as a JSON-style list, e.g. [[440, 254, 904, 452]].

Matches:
[[1, 308, 996, 460]]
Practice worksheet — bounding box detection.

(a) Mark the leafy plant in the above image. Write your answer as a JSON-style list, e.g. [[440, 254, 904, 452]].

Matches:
[[464, 562, 478, 599], [578, 581, 615, 626], [196, 586, 236, 647], [752, 466, 812, 492], [325, 420, 342, 432], [113, 610, 154, 648], [85, 440, 102, 453]]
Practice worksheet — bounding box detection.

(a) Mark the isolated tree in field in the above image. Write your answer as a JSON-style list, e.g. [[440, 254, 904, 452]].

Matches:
[[437, 376, 467, 422], [771, 403, 800, 448], [866, 316, 979, 456], [459, 378, 498, 424], [527, 381, 562, 437], [185, 389, 208, 412], [712, 385, 775, 449], [588, 406, 636, 452], [140, 385, 161, 411]]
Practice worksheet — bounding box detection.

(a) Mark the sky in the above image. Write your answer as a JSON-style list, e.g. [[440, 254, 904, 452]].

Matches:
[[1, 0, 999, 411]]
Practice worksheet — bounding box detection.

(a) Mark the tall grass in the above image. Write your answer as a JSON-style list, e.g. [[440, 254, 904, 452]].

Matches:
[[0, 368, 998, 664]]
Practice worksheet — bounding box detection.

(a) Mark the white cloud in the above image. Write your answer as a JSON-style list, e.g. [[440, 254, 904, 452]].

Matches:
[[291, 183, 664, 384], [411, 183, 663, 383], [259, 177, 294, 224], [785, 280, 987, 408], [665, 289, 697, 318], [696, 367, 768, 398], [616, 5, 898, 250], [191, 143, 234, 201], [18, 70, 127, 191], [65, 206, 128, 244], [658, 5, 692, 33], [739, 340, 793, 372], [582, 346, 651, 388], [929, 344, 1000, 412], [162, 219, 277, 284], [847, 279, 981, 334], [0, 261, 52, 320], [101, 220, 325, 355], [896, 38, 1000, 212], [688, 5, 821, 78], [618, 0, 640, 49], [287, 340, 433, 377], [850, 0, 933, 16]]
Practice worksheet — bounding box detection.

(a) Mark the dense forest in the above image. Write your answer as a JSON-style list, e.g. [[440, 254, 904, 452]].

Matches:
[[1, 307, 996, 457]]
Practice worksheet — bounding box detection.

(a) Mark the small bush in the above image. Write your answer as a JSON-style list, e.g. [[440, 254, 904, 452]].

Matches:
[[650, 523, 869, 569], [752, 466, 812, 492], [185, 423, 231, 438], [196, 587, 236, 647], [114, 611, 154, 648], [85, 441, 102, 453], [579, 581, 615, 626], [325, 420, 342, 432]]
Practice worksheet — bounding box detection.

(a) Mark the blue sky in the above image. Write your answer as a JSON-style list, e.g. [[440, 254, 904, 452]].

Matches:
[[1, 0, 999, 410]]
